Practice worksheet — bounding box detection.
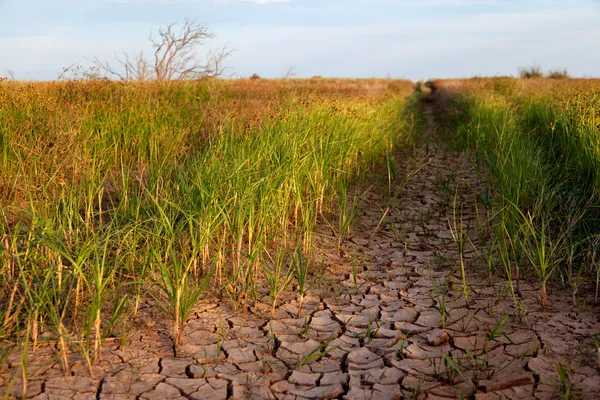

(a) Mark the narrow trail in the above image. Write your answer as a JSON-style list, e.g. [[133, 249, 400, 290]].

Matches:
[[2, 101, 599, 400]]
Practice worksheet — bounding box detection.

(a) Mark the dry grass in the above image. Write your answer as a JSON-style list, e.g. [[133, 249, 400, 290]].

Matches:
[[0, 78, 413, 212]]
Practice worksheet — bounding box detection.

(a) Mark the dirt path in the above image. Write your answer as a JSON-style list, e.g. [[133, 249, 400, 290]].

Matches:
[[2, 102, 599, 399]]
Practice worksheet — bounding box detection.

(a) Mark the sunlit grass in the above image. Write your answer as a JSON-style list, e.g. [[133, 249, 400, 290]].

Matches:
[[442, 77, 600, 310], [0, 78, 415, 372]]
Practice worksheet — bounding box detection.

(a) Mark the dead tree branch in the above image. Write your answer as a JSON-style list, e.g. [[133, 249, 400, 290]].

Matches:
[[94, 18, 231, 81]]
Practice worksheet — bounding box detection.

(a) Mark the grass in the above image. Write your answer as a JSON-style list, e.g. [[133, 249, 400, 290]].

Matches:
[[430, 272, 448, 329], [438, 77, 600, 311], [263, 243, 294, 316], [0, 78, 415, 369], [449, 185, 469, 304]]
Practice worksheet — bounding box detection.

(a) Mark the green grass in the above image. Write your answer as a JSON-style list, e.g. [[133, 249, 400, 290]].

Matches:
[[0, 79, 415, 369], [443, 78, 600, 310]]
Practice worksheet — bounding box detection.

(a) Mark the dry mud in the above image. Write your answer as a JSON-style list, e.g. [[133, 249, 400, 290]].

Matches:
[[1, 103, 599, 399]]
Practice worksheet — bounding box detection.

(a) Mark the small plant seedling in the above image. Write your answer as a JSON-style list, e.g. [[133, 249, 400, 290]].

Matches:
[[449, 185, 469, 305], [430, 272, 448, 329], [363, 314, 380, 343], [293, 244, 310, 315], [350, 260, 365, 292], [153, 249, 208, 346], [516, 208, 565, 312], [300, 334, 338, 366], [263, 245, 294, 316]]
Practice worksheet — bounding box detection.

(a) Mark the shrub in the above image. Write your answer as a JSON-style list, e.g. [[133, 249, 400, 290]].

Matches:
[[518, 64, 543, 79], [547, 68, 569, 79]]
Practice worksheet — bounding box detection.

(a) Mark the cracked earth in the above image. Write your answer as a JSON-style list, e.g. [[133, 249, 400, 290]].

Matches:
[[1, 102, 599, 399]]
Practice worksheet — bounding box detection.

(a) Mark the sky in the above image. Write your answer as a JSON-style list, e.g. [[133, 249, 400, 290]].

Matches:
[[0, 0, 599, 81]]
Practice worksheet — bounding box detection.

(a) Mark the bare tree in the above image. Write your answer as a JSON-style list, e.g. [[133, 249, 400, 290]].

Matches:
[[283, 65, 296, 79], [94, 18, 231, 81], [2, 69, 16, 80]]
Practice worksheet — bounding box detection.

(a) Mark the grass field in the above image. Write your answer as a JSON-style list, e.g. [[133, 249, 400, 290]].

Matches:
[[0, 78, 416, 362], [434, 77, 600, 312], [2, 76, 600, 397]]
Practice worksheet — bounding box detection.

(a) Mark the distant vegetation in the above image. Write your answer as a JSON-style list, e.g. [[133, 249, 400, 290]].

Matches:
[[518, 64, 543, 79], [547, 68, 569, 79], [518, 64, 570, 79]]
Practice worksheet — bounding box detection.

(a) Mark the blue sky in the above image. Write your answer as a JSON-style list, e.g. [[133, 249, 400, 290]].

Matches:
[[1, 0, 599, 80]]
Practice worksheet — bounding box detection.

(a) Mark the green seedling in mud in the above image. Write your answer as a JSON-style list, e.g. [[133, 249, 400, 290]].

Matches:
[[449, 185, 469, 304], [439, 353, 468, 385], [395, 334, 408, 359], [385, 140, 397, 197], [372, 161, 426, 241], [562, 241, 586, 307], [300, 315, 311, 337], [153, 249, 208, 346], [487, 314, 514, 344], [495, 220, 528, 319], [477, 187, 492, 210], [86, 233, 121, 364], [474, 316, 514, 381], [195, 364, 209, 379], [468, 232, 497, 284], [335, 182, 351, 251], [293, 245, 310, 314], [300, 334, 337, 366], [364, 314, 380, 342], [350, 260, 365, 292], [334, 181, 367, 253], [430, 272, 448, 329], [470, 195, 497, 282], [463, 348, 492, 383], [435, 314, 514, 386], [435, 169, 456, 202], [455, 311, 474, 333], [105, 293, 130, 343], [401, 376, 424, 399], [266, 322, 278, 356], [41, 233, 100, 373], [14, 318, 33, 399], [556, 363, 575, 400], [516, 209, 565, 312], [543, 362, 580, 400], [467, 315, 514, 383], [216, 318, 227, 357], [263, 246, 294, 316]]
